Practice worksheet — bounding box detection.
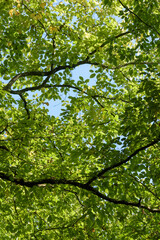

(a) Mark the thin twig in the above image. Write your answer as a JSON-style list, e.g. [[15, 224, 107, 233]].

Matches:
[[63, 188, 85, 207], [129, 174, 160, 201]]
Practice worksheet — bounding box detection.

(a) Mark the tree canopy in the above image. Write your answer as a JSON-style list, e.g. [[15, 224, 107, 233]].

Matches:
[[0, 0, 160, 239]]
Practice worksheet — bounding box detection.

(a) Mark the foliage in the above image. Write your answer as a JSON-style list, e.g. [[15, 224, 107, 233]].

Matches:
[[0, 0, 160, 239]]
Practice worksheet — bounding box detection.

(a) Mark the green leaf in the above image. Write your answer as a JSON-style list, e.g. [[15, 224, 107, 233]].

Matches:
[[0, 0, 160, 239]]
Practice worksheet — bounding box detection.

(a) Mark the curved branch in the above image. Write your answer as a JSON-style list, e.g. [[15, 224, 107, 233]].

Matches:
[[19, 94, 30, 119], [0, 171, 159, 213], [3, 71, 51, 91], [0, 145, 10, 152], [86, 136, 160, 185], [3, 58, 157, 93], [2, 31, 130, 91], [2, 60, 89, 91], [9, 84, 82, 94]]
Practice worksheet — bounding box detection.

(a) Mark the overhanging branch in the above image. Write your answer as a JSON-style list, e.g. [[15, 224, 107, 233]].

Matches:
[[0, 171, 159, 213], [86, 136, 160, 185], [2, 60, 89, 91], [19, 94, 30, 119], [3, 31, 130, 92], [3, 71, 51, 91], [4, 59, 157, 92]]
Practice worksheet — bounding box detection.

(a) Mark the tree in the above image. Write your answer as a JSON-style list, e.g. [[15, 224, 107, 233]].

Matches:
[[0, 0, 160, 239]]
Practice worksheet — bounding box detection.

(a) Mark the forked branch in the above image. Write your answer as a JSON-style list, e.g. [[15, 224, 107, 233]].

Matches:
[[0, 171, 159, 213], [86, 136, 160, 185]]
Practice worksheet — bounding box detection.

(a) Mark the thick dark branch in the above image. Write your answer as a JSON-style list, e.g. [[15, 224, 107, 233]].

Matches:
[[86, 136, 160, 185], [3, 71, 51, 91], [2, 60, 88, 91], [9, 84, 82, 94], [41, 75, 51, 85], [118, 0, 160, 36], [0, 145, 10, 152], [3, 31, 130, 91], [0, 172, 159, 213], [19, 94, 30, 119], [3, 59, 157, 91]]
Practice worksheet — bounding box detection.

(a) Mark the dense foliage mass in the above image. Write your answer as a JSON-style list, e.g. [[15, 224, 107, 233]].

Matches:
[[0, 0, 160, 239]]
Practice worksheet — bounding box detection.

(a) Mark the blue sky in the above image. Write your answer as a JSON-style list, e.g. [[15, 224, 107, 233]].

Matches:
[[45, 64, 97, 117]]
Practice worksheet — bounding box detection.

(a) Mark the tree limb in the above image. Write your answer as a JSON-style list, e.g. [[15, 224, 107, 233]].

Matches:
[[90, 61, 159, 70], [22, 1, 48, 35], [0, 171, 159, 213], [86, 136, 160, 185], [19, 94, 30, 119], [88, 31, 130, 56], [0, 145, 10, 152], [9, 84, 105, 108], [129, 174, 160, 201], [3, 71, 51, 91], [118, 0, 160, 36], [2, 31, 130, 91]]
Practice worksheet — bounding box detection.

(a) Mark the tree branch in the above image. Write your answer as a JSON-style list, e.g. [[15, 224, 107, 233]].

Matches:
[[129, 174, 160, 201], [63, 188, 85, 207], [9, 84, 82, 94], [19, 94, 30, 119], [90, 61, 159, 70], [86, 136, 160, 185], [2, 30, 130, 92], [3, 59, 158, 92], [3, 71, 51, 91], [118, 0, 160, 36], [88, 31, 130, 56], [0, 145, 10, 152], [2, 60, 89, 91], [0, 172, 160, 213], [22, 1, 48, 34], [9, 84, 104, 108]]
